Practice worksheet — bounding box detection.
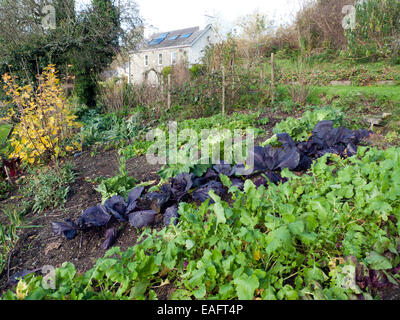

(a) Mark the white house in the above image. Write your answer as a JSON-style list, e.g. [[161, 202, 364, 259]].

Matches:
[[128, 24, 217, 85], [101, 55, 130, 81]]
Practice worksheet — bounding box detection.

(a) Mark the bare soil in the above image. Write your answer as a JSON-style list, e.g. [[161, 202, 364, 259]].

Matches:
[[0, 148, 162, 295], [1, 109, 399, 299]]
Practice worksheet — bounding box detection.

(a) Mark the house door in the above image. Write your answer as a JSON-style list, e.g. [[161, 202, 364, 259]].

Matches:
[[147, 69, 160, 87]]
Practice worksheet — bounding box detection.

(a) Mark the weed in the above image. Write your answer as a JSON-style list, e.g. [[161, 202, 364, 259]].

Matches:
[[21, 163, 77, 213]]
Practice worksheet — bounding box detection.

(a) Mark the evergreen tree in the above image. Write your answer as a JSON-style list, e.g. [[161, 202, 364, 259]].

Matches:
[[0, 0, 142, 106]]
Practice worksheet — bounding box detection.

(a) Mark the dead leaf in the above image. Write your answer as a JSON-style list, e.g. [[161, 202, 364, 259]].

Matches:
[[44, 239, 62, 255], [153, 279, 170, 288]]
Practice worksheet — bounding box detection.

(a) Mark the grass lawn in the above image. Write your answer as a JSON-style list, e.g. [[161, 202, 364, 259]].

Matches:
[[275, 57, 400, 76], [314, 85, 400, 102]]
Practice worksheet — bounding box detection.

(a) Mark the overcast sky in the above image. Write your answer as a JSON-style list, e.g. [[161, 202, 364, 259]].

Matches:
[[78, 0, 302, 36], [136, 0, 301, 35]]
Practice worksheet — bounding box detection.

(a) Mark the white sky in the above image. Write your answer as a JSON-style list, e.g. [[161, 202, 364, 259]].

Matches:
[[77, 0, 302, 36], [136, 0, 301, 35]]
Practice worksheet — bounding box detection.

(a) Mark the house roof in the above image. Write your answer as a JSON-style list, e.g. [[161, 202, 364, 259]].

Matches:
[[135, 25, 212, 52]]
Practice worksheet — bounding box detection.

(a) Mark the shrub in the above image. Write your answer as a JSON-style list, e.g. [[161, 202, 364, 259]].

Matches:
[[161, 66, 172, 81], [0, 180, 13, 200], [189, 64, 205, 78], [346, 0, 400, 60], [296, 0, 352, 51], [97, 79, 127, 114], [281, 59, 314, 106], [1, 65, 82, 165]]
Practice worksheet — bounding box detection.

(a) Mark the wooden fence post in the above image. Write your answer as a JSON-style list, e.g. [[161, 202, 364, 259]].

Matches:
[[222, 66, 225, 115], [271, 53, 276, 103], [260, 63, 264, 85], [167, 74, 171, 110]]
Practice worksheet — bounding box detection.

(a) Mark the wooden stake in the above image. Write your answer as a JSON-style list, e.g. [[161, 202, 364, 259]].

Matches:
[[271, 53, 275, 103], [167, 74, 171, 110], [4, 166, 15, 187], [222, 66, 225, 115]]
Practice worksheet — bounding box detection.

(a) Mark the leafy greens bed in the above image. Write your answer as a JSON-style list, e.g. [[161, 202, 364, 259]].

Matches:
[[5, 117, 400, 300], [4, 146, 400, 300], [48, 120, 371, 247]]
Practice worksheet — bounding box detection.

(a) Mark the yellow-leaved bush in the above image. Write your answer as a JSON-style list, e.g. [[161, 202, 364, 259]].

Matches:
[[1, 65, 82, 165]]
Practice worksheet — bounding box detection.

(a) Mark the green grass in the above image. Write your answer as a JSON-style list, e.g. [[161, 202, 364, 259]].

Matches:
[[0, 124, 11, 144], [314, 85, 400, 102], [270, 57, 400, 86], [307, 85, 400, 131], [275, 57, 400, 74]]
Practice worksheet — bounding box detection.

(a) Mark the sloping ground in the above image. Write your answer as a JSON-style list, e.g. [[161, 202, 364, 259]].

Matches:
[[0, 149, 162, 294]]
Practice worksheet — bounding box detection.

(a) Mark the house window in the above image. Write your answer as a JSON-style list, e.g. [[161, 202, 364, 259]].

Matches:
[[158, 53, 163, 65], [144, 55, 149, 67], [171, 51, 177, 65]]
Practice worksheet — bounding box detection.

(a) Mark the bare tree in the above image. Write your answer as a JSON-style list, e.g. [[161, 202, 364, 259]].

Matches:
[[296, 0, 355, 51]]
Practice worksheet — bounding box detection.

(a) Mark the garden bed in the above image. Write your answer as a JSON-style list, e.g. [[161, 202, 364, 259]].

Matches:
[[0, 109, 283, 296], [0, 149, 163, 294], [2, 110, 400, 300]]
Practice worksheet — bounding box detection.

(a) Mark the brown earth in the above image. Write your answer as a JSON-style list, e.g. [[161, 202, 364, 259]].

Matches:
[[0, 111, 279, 297], [0, 148, 163, 295]]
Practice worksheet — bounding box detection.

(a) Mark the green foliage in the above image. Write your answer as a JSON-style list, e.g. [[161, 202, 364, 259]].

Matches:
[[268, 106, 345, 142], [0, 206, 25, 275], [95, 155, 136, 202], [0, 180, 13, 200], [157, 112, 266, 180], [69, 0, 125, 106], [21, 163, 77, 213], [161, 66, 172, 81], [189, 64, 205, 78], [0, 0, 142, 106], [5, 147, 400, 300], [172, 112, 264, 134], [119, 140, 153, 159], [79, 110, 150, 147], [73, 74, 98, 108], [345, 0, 400, 61]]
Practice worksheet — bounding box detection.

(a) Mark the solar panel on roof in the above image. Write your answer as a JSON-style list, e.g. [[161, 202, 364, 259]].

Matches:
[[149, 33, 169, 46], [149, 38, 164, 45], [169, 35, 180, 40], [180, 33, 192, 39]]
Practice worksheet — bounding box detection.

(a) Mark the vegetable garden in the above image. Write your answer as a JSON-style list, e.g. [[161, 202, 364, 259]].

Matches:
[[2, 106, 400, 300], [1, 0, 400, 301]]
